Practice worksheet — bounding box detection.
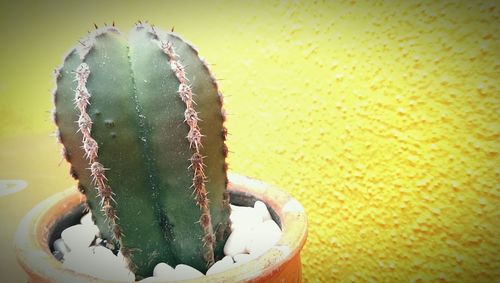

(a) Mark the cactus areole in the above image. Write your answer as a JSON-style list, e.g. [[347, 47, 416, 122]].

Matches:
[[53, 23, 231, 278]]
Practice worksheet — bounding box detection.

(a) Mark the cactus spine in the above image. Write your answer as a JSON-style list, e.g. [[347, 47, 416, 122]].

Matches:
[[53, 23, 231, 278]]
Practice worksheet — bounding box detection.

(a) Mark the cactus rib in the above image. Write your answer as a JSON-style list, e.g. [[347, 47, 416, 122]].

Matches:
[[73, 62, 121, 242], [157, 36, 215, 265]]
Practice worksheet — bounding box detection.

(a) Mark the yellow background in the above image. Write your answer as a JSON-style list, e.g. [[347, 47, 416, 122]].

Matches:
[[0, 1, 499, 282]]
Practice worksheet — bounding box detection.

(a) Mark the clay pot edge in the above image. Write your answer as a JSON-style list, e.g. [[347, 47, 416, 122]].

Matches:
[[14, 173, 308, 283]]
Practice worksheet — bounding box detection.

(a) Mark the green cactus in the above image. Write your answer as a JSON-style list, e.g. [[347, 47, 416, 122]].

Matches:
[[52, 22, 231, 278]]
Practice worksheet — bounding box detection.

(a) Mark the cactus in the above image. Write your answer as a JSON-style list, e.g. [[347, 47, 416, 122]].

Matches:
[[52, 22, 231, 278]]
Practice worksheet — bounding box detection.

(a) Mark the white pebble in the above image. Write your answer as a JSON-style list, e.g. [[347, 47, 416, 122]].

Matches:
[[233, 253, 253, 266], [230, 205, 262, 232], [62, 247, 91, 270], [115, 251, 130, 269], [63, 246, 134, 282], [90, 225, 100, 237], [92, 245, 115, 260], [153, 262, 174, 278], [61, 224, 96, 251], [246, 220, 282, 257], [116, 250, 125, 261], [138, 277, 162, 282], [172, 264, 204, 280], [206, 255, 234, 275], [80, 212, 94, 226], [224, 226, 252, 256], [53, 238, 70, 255], [254, 201, 272, 222]]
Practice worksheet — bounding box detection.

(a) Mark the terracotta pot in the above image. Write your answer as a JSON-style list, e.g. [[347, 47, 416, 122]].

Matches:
[[15, 173, 308, 282]]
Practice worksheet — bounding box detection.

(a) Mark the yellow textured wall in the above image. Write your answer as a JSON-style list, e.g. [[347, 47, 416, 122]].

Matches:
[[0, 1, 499, 282]]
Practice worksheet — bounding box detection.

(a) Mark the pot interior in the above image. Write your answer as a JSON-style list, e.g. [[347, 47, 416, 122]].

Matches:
[[48, 190, 282, 256]]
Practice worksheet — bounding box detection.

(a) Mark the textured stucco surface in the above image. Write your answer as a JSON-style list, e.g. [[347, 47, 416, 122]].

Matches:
[[220, 2, 500, 282], [0, 1, 499, 282]]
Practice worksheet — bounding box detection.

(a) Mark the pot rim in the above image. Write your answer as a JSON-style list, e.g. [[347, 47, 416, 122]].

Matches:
[[14, 173, 308, 282]]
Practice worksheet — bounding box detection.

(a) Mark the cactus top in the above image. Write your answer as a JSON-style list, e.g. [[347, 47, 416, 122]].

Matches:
[[53, 23, 231, 278]]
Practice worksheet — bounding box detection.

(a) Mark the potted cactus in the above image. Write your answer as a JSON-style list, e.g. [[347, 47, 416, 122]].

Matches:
[[14, 23, 307, 282]]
